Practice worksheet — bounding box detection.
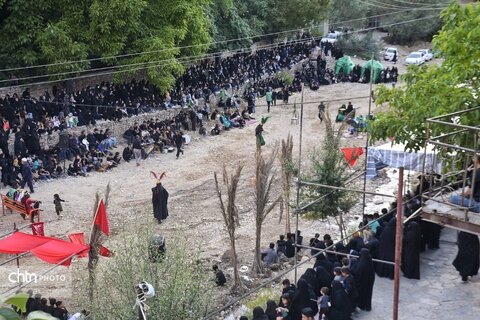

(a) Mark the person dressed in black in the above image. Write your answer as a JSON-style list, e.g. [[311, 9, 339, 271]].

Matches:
[[212, 264, 226, 286], [252, 306, 269, 320], [285, 233, 295, 258], [292, 279, 318, 320], [401, 221, 421, 279], [318, 102, 325, 123], [328, 280, 352, 320], [20, 158, 34, 193], [151, 173, 169, 224], [376, 217, 396, 279], [352, 248, 375, 311], [265, 300, 277, 320], [174, 131, 184, 159], [341, 267, 358, 313], [452, 231, 480, 282]]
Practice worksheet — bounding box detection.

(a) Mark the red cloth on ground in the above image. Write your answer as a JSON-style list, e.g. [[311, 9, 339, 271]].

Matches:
[[0, 232, 89, 266]]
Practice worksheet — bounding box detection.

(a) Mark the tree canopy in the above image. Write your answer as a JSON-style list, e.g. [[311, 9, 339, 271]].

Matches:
[[370, 3, 480, 152], [327, 0, 445, 44], [0, 0, 212, 90]]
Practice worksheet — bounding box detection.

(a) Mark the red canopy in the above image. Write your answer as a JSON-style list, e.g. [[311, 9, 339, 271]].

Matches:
[[0, 232, 90, 266]]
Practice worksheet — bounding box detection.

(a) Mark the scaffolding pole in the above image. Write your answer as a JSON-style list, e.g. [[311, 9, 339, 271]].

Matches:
[[393, 167, 404, 320], [294, 87, 305, 283]]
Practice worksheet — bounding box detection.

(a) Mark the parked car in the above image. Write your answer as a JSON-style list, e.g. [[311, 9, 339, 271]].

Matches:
[[418, 49, 433, 61], [405, 52, 425, 65], [383, 47, 398, 61], [321, 31, 342, 44]]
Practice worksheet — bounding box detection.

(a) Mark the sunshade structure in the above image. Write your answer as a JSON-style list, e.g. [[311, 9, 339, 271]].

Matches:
[[335, 56, 355, 76], [361, 59, 383, 83], [0, 232, 89, 266], [366, 142, 441, 179]]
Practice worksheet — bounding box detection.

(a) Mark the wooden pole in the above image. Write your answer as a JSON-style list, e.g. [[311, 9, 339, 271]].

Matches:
[[14, 223, 20, 268], [393, 167, 404, 320], [294, 87, 304, 283], [362, 52, 375, 220]]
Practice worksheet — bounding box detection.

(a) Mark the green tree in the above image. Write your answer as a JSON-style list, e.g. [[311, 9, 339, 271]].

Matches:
[[0, 0, 213, 91], [370, 3, 480, 152], [328, 0, 369, 29], [268, 0, 329, 35], [81, 226, 214, 319], [335, 32, 381, 60], [302, 110, 357, 238]]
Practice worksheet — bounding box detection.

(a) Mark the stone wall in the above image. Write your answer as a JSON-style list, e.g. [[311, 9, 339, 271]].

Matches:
[[8, 108, 182, 154]]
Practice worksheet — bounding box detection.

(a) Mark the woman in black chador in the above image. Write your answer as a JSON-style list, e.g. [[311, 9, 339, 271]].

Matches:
[[151, 171, 169, 224], [453, 231, 480, 282], [401, 221, 421, 279]]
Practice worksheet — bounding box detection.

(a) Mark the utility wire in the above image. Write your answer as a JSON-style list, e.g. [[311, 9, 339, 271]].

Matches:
[[15, 96, 372, 111], [0, 6, 445, 74], [0, 14, 440, 90]]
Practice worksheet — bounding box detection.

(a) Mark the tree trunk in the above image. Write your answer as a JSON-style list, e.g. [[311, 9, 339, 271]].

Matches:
[[230, 236, 241, 291], [254, 219, 264, 274], [285, 191, 291, 235]]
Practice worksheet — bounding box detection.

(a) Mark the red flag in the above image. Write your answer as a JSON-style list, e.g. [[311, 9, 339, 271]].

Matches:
[[94, 199, 110, 236], [68, 233, 88, 257], [31, 222, 44, 236], [341, 147, 364, 167], [99, 245, 113, 257]]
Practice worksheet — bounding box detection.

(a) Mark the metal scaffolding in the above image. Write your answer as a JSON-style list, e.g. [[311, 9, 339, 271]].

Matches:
[[421, 107, 480, 234]]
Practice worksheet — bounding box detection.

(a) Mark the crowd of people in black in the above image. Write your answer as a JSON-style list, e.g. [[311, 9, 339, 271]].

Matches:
[[243, 176, 480, 320], [0, 31, 398, 195], [12, 290, 88, 320]]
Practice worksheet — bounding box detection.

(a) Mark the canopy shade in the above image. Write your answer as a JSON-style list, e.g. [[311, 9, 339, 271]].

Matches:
[[335, 55, 355, 75], [361, 59, 383, 83], [366, 142, 441, 179]]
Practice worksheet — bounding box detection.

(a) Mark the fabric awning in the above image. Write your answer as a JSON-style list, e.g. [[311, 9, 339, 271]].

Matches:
[[366, 142, 441, 179], [0, 232, 90, 266]]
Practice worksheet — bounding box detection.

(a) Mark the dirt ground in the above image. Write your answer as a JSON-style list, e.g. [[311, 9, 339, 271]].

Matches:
[[0, 53, 431, 312]]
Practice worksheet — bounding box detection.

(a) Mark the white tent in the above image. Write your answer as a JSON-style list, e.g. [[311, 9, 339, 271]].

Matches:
[[366, 142, 441, 179]]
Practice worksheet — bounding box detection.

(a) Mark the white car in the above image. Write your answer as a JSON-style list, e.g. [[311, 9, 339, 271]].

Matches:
[[418, 49, 433, 61], [384, 47, 398, 61], [405, 52, 425, 65], [321, 32, 342, 44]]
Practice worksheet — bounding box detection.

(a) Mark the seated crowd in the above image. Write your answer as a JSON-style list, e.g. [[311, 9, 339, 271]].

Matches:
[[12, 291, 88, 320], [0, 32, 395, 194]]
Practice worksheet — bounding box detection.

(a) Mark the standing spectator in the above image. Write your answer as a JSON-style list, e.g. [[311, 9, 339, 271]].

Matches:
[[53, 194, 66, 218], [174, 131, 184, 159], [266, 87, 273, 112], [20, 158, 34, 193], [318, 102, 325, 123], [317, 287, 330, 319], [132, 135, 142, 166]]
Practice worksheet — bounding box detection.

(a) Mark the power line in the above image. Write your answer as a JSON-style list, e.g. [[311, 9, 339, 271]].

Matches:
[[0, 6, 445, 74], [0, 37, 319, 89], [390, 0, 448, 7], [0, 37, 314, 84], [354, 0, 444, 10], [358, 0, 418, 10], [16, 96, 372, 111], [0, 14, 440, 91]]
